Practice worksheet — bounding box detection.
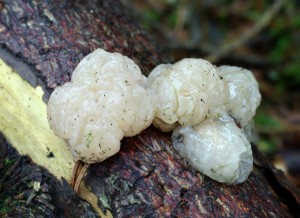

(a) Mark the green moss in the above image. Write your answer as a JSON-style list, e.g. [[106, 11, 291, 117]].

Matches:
[[0, 194, 11, 216], [99, 191, 110, 209], [254, 109, 284, 131], [258, 137, 278, 153], [3, 158, 14, 166], [0, 206, 9, 215]]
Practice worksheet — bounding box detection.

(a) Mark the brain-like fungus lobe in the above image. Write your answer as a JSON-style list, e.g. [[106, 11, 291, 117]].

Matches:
[[219, 65, 261, 127], [148, 58, 229, 132], [47, 49, 156, 163]]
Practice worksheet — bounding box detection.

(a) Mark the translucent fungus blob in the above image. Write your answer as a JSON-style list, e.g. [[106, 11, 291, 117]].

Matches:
[[172, 115, 253, 184]]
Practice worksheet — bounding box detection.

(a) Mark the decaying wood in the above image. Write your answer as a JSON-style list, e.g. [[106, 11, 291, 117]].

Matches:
[[0, 133, 98, 217], [0, 0, 299, 217], [83, 127, 300, 217], [0, 0, 170, 89]]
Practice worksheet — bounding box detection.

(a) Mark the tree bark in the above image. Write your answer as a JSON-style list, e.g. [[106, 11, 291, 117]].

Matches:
[[0, 0, 299, 217]]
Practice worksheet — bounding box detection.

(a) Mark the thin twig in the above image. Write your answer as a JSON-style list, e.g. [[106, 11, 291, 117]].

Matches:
[[206, 0, 286, 63]]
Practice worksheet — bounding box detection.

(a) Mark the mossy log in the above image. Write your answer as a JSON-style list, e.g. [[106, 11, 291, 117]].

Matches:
[[0, 0, 299, 217]]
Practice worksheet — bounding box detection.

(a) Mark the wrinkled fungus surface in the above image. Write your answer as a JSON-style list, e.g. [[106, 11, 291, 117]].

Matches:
[[47, 49, 156, 163], [148, 58, 229, 131], [219, 65, 261, 127]]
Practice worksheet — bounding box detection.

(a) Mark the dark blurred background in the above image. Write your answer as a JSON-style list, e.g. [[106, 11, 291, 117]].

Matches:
[[121, 0, 300, 186]]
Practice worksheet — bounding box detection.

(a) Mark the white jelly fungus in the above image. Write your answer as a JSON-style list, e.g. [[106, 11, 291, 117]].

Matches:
[[242, 120, 258, 144], [148, 58, 229, 131], [47, 48, 261, 185], [218, 65, 261, 127], [172, 114, 253, 184], [47, 49, 156, 163]]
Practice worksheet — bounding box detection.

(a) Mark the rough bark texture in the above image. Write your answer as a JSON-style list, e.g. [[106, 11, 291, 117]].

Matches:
[[86, 127, 300, 217], [0, 0, 169, 89], [0, 0, 299, 217], [0, 133, 98, 217]]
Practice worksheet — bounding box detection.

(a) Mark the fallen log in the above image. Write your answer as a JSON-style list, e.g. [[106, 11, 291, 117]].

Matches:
[[0, 0, 299, 217]]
